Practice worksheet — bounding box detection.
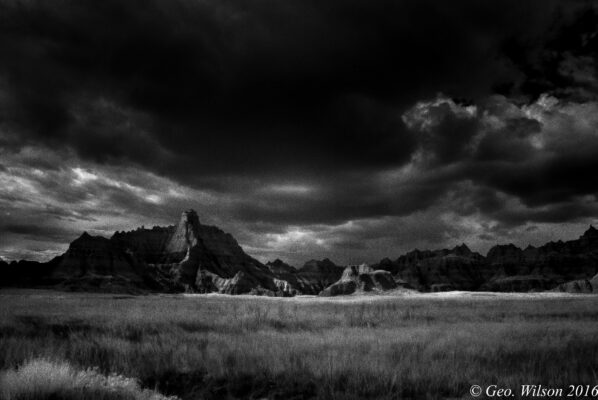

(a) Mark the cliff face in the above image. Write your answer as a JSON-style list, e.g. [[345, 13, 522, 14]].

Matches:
[[370, 226, 598, 293], [44, 232, 172, 293], [108, 210, 294, 295], [486, 244, 525, 272], [265, 258, 345, 295], [155, 210, 285, 294], [554, 273, 598, 294], [50, 232, 144, 281], [295, 259, 344, 294], [0, 210, 294, 295], [111, 226, 174, 264], [374, 244, 492, 291], [319, 264, 399, 296], [482, 226, 598, 291], [266, 259, 298, 275]]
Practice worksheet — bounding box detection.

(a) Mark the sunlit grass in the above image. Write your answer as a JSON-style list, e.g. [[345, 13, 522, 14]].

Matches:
[[0, 358, 176, 400], [1, 290, 597, 399]]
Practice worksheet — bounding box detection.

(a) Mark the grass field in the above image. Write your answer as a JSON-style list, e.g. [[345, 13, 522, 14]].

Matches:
[[1, 290, 598, 399]]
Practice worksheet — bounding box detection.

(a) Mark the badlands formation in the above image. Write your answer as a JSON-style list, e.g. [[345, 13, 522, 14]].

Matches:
[[2, 210, 598, 295]]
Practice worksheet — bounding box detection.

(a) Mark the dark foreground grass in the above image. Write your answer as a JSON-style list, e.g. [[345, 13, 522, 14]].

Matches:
[[1, 290, 598, 399]]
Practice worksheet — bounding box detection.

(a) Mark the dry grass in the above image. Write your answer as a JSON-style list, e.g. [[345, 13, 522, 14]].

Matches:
[[0, 358, 176, 400], [1, 290, 598, 399]]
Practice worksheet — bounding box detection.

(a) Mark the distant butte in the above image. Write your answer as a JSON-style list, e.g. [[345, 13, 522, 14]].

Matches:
[[2, 212, 598, 295]]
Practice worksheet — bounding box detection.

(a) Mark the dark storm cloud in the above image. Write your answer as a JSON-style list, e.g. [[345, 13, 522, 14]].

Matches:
[[230, 172, 452, 226], [2, 0, 598, 263], [473, 152, 598, 207], [502, 4, 598, 100], [402, 92, 598, 223], [3, 223, 74, 241], [0, 0, 567, 178]]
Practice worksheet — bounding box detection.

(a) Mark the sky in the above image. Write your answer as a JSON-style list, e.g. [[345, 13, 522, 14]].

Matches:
[[1, 0, 598, 266]]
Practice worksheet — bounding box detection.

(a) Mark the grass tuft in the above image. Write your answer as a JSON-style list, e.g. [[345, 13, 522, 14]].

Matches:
[[0, 358, 177, 400]]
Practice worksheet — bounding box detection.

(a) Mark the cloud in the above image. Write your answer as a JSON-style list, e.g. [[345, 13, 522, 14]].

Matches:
[[1, 0, 598, 264], [398, 93, 598, 229], [0, 0, 571, 179]]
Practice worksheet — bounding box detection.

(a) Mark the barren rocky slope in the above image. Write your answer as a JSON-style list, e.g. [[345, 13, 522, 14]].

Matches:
[[554, 274, 598, 293], [0, 210, 343, 295], [373, 244, 493, 291], [2, 213, 598, 295], [134, 210, 284, 294], [319, 264, 399, 296], [372, 226, 598, 293], [482, 226, 598, 292]]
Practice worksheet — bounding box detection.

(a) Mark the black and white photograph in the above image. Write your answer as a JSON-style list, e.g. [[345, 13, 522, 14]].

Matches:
[[2, 0, 598, 398]]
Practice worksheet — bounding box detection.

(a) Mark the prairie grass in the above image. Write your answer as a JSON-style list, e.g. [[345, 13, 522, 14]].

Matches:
[[1, 290, 598, 399], [0, 358, 176, 400]]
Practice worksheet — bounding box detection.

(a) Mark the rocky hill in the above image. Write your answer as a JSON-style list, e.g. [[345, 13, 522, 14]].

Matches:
[[319, 264, 399, 296], [371, 226, 598, 293], [112, 226, 174, 264], [266, 259, 298, 275], [554, 273, 598, 293], [151, 210, 286, 294], [265, 258, 344, 295], [372, 244, 493, 291], [50, 232, 146, 281], [3, 214, 598, 295], [47, 232, 166, 293], [0, 211, 354, 296], [295, 259, 345, 294], [0, 210, 294, 295], [482, 226, 598, 291]]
